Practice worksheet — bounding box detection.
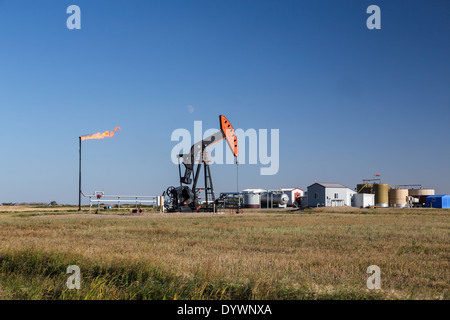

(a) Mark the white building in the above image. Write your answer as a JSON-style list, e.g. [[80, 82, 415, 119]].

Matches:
[[307, 183, 356, 207], [351, 193, 375, 208], [280, 188, 304, 206]]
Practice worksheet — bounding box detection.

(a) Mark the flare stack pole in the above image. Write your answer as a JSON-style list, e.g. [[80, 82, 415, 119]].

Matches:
[[78, 136, 82, 211]]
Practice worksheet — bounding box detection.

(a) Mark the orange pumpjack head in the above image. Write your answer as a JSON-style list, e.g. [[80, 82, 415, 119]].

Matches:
[[219, 115, 238, 158]]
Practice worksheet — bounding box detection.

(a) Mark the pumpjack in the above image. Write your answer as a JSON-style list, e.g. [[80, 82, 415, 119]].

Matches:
[[163, 115, 239, 212]]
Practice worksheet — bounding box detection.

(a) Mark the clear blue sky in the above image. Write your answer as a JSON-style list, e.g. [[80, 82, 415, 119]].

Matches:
[[0, 0, 449, 204]]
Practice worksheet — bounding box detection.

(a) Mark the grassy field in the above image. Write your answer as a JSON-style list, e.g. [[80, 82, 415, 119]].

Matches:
[[0, 206, 448, 300]]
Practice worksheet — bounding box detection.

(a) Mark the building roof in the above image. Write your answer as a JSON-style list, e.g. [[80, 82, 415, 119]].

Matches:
[[307, 182, 350, 189], [426, 195, 450, 198], [242, 188, 266, 194], [280, 188, 304, 192]]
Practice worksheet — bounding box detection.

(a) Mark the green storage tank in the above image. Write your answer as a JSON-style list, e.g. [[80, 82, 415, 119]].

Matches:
[[373, 184, 389, 207]]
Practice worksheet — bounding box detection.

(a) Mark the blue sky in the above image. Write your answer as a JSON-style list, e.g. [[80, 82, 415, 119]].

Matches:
[[0, 0, 449, 204]]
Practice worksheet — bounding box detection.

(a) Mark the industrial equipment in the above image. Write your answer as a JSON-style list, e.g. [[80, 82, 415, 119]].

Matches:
[[215, 192, 244, 209], [260, 192, 289, 208], [408, 189, 435, 207], [163, 115, 239, 212], [357, 179, 388, 207], [280, 188, 304, 207]]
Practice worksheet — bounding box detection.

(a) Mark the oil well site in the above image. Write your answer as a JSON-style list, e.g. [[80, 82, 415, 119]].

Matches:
[[68, 115, 449, 215], [0, 114, 448, 301], [0, 1, 448, 304]]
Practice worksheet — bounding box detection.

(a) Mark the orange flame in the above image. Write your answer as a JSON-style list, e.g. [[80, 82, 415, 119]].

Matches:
[[81, 127, 122, 141]]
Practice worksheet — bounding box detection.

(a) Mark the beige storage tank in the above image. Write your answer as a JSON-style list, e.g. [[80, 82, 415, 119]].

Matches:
[[389, 189, 409, 207], [408, 189, 435, 197], [373, 183, 389, 207], [408, 189, 435, 206]]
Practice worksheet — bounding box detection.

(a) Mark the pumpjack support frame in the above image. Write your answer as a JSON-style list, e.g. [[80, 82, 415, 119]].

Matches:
[[164, 115, 238, 213]]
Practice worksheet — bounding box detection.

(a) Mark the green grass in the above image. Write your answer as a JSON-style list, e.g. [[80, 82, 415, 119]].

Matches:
[[0, 248, 386, 300]]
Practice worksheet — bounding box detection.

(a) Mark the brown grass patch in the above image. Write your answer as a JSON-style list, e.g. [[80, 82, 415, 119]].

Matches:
[[0, 207, 448, 299]]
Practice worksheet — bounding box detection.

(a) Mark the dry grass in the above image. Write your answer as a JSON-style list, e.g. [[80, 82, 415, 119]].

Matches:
[[0, 206, 448, 300]]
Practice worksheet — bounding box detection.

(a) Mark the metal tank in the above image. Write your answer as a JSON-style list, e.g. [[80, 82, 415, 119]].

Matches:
[[408, 189, 435, 207], [260, 192, 289, 208], [408, 189, 435, 197], [243, 193, 261, 209], [373, 183, 389, 207], [389, 189, 409, 207]]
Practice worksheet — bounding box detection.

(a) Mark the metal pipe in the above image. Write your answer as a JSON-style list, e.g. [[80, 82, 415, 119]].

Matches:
[[178, 156, 183, 190], [89, 200, 157, 203], [81, 193, 157, 199], [389, 184, 423, 189], [78, 137, 82, 211], [204, 162, 208, 211], [81, 191, 159, 212], [236, 158, 240, 212]]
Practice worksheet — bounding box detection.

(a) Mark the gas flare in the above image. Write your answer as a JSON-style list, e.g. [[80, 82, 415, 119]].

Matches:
[[81, 127, 121, 141]]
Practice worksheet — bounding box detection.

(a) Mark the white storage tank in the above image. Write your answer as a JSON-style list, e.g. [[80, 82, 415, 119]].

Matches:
[[243, 193, 261, 209]]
